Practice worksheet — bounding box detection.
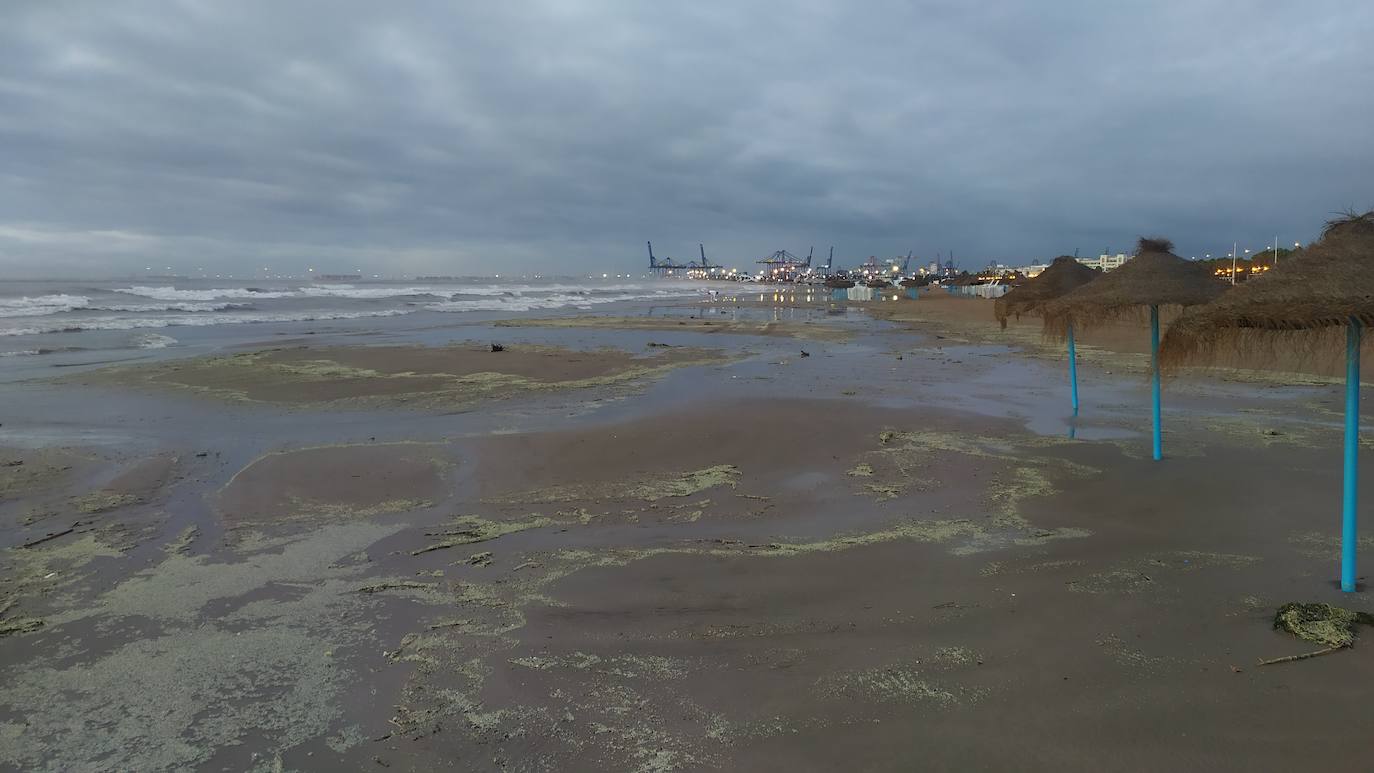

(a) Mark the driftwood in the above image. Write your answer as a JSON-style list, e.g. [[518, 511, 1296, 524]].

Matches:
[[19, 525, 78, 549], [1256, 645, 1346, 666]]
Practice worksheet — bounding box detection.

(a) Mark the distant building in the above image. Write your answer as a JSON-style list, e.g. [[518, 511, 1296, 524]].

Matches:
[[1076, 253, 1129, 271], [983, 261, 1046, 278]]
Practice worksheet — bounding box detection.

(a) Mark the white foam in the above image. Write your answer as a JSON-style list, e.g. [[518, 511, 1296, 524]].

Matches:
[[0, 309, 411, 336], [113, 284, 447, 301], [0, 294, 92, 318], [0, 280, 712, 337], [80, 301, 255, 313], [133, 333, 178, 349], [113, 286, 295, 301]]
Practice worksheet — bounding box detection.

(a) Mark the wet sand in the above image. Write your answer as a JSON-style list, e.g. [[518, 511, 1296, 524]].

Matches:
[[68, 341, 731, 408], [495, 314, 856, 341], [2, 296, 1373, 771], [217, 443, 451, 528]]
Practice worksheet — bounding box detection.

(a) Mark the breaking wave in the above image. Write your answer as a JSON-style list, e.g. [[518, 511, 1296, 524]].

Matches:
[[112, 285, 445, 301], [0, 294, 92, 318], [79, 302, 256, 313], [0, 309, 410, 336]]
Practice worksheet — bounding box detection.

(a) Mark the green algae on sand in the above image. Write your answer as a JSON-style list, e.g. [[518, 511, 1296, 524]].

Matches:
[[0, 521, 418, 772], [485, 465, 740, 505], [0, 533, 124, 635], [76, 342, 733, 410], [0, 447, 90, 500], [813, 643, 990, 708], [0, 626, 353, 772], [411, 515, 555, 555], [70, 491, 142, 514], [1273, 602, 1374, 648], [848, 427, 1091, 504]]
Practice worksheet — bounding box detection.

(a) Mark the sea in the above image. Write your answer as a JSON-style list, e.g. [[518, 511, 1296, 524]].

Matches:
[[0, 277, 713, 360]]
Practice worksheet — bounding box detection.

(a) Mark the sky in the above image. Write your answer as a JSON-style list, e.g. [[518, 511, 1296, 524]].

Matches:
[[2, 0, 1372, 278]]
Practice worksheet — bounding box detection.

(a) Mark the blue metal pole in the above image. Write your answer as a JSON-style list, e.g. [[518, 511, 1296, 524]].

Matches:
[[1150, 305, 1162, 461], [1342, 318, 1361, 592], [1067, 322, 1080, 417]]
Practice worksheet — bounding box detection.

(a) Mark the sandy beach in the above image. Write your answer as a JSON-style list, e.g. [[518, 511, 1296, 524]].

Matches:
[[3, 290, 1373, 772]]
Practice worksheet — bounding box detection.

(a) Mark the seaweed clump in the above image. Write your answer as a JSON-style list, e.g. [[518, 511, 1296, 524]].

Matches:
[[1273, 602, 1374, 648]]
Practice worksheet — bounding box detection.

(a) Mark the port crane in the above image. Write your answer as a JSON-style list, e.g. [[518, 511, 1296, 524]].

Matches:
[[647, 241, 714, 276]]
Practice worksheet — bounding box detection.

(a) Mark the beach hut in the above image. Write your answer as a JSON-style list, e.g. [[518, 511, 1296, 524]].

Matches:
[[1042, 238, 1226, 460], [994, 256, 1101, 415], [1159, 212, 1374, 591]]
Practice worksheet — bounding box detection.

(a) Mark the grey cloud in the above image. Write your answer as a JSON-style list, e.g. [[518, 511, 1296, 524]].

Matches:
[[1, 0, 1371, 277]]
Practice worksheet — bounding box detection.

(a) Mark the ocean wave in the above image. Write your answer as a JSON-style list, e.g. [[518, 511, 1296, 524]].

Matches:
[[0, 281, 712, 336], [423, 289, 703, 313], [78, 302, 256, 313], [113, 284, 446, 301], [0, 294, 92, 318], [110, 282, 707, 303], [0, 309, 412, 336], [113, 286, 296, 301], [295, 285, 446, 299]]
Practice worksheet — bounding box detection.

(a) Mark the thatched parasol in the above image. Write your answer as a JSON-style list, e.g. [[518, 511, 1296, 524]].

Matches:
[[1040, 238, 1226, 338], [992, 256, 1101, 416], [994, 256, 1100, 329], [1159, 211, 1374, 591], [1041, 237, 1228, 460], [1160, 214, 1374, 366]]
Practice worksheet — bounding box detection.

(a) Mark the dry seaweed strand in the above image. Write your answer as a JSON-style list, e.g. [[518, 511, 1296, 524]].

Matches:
[[1258, 601, 1374, 666], [1041, 237, 1228, 341], [993, 256, 1101, 329], [1160, 211, 1374, 373]]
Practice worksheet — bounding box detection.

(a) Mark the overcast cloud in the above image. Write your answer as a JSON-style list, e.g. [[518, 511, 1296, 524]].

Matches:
[[1, 0, 1372, 277]]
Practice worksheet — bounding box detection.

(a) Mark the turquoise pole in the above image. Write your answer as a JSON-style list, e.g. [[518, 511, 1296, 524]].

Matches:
[[1067, 322, 1080, 417], [1150, 305, 1162, 461], [1342, 318, 1361, 592]]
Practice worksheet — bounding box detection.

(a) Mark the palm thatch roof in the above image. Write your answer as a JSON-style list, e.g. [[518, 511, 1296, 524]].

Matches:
[[993, 256, 1100, 329], [1159, 212, 1374, 371], [1041, 237, 1227, 339]]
